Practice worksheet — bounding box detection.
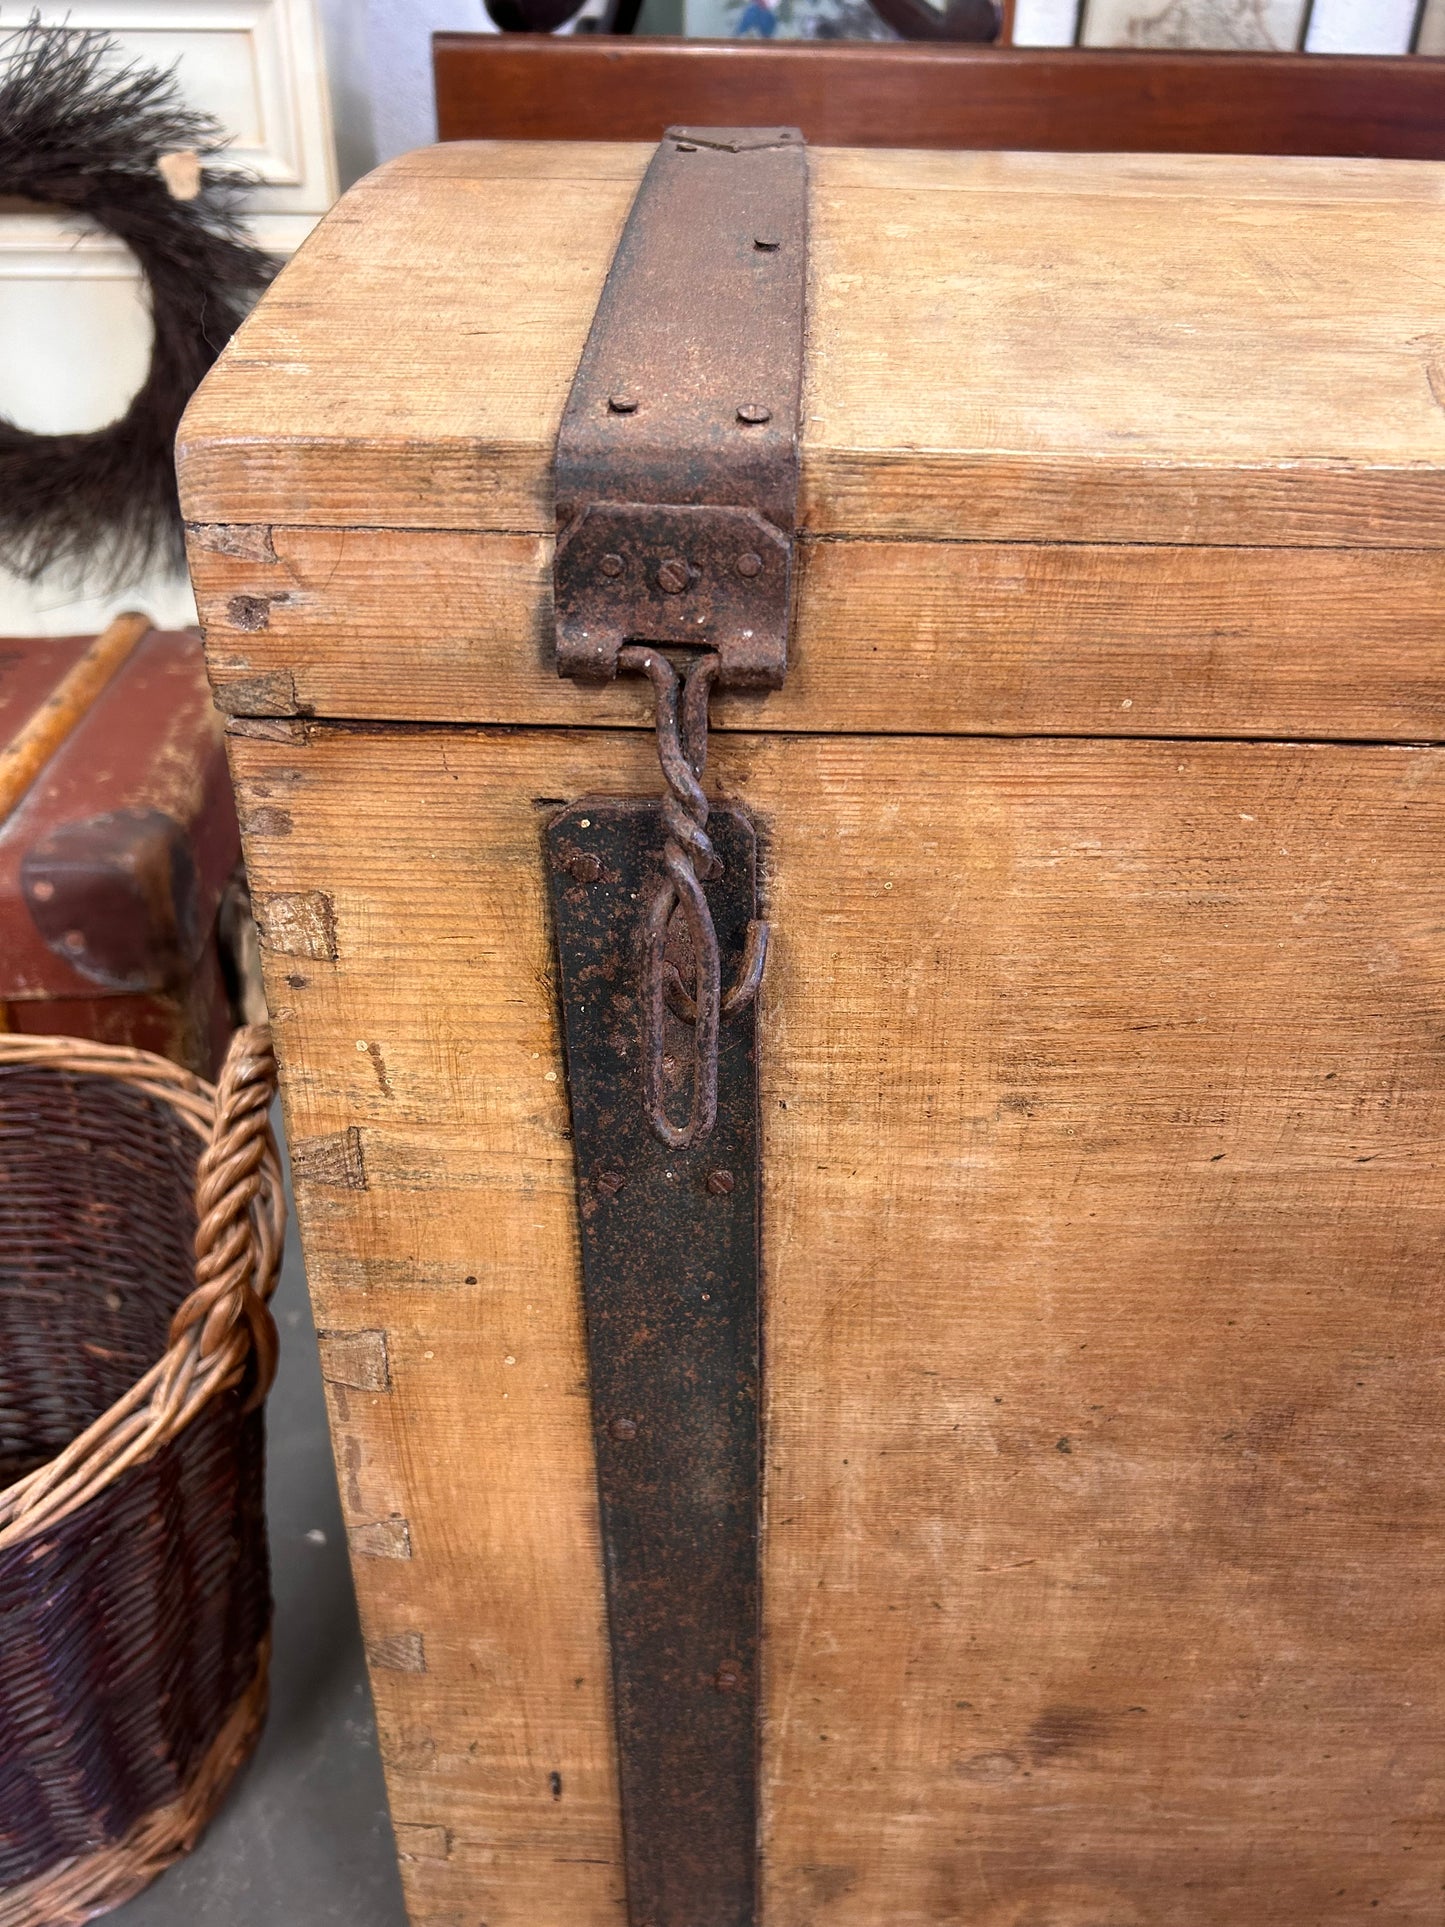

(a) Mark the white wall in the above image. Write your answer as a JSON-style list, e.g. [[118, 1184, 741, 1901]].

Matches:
[[317, 0, 498, 184]]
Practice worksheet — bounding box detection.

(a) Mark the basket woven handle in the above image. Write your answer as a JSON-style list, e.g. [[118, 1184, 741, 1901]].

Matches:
[[0, 1022, 285, 1549], [167, 1024, 281, 1411]]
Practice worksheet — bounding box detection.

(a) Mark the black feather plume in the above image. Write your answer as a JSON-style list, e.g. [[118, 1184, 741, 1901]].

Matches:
[[0, 16, 277, 584]]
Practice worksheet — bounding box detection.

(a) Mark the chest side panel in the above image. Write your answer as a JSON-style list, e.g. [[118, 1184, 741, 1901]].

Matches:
[[192, 525, 1445, 741], [233, 723, 1445, 1925], [754, 732, 1445, 1925], [228, 721, 632, 1927]]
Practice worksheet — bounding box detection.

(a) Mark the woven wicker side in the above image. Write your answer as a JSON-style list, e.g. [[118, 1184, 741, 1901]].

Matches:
[[0, 1026, 283, 1926], [0, 1071, 200, 1485], [0, 1409, 270, 1892]]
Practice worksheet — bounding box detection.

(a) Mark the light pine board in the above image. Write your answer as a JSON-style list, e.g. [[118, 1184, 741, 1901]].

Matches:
[[190, 522, 1445, 740], [233, 719, 1445, 1926], [179, 143, 1445, 549]]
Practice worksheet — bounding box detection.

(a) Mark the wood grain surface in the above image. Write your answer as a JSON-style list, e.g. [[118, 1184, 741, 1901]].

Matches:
[[231, 719, 1445, 1925], [191, 523, 1445, 740], [177, 143, 1445, 549]]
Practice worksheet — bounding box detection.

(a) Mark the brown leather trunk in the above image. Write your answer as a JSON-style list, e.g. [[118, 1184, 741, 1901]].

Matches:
[[0, 622, 245, 1076]]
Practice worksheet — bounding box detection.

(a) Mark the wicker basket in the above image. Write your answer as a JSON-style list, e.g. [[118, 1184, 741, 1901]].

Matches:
[[0, 1025, 283, 1927]]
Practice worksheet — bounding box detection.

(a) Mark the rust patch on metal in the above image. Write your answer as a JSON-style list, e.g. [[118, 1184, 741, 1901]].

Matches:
[[554, 127, 807, 690], [619, 647, 767, 1150], [548, 797, 760, 1927]]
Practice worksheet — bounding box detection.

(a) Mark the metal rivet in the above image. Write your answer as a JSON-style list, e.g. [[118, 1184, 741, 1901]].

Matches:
[[736, 403, 771, 426], [735, 552, 763, 579], [657, 559, 691, 595], [62, 929, 85, 952], [596, 1168, 627, 1197], [675, 141, 697, 152], [29, 878, 55, 902], [569, 852, 602, 884], [706, 1168, 735, 1197], [608, 395, 639, 414], [754, 236, 780, 251], [714, 1663, 742, 1692], [600, 553, 624, 578], [610, 1416, 639, 1441]]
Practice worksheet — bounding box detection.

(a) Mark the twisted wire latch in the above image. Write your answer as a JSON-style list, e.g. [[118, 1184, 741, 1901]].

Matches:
[[619, 646, 768, 1150]]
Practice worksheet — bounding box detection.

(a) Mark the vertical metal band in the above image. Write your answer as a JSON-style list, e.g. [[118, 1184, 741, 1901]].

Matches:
[[548, 801, 762, 1927], [547, 122, 805, 1927]]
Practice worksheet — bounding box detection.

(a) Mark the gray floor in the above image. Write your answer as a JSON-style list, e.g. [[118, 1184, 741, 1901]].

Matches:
[[115, 1140, 408, 1926]]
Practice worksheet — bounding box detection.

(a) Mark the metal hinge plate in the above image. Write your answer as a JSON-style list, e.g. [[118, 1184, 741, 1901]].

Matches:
[[553, 126, 808, 690]]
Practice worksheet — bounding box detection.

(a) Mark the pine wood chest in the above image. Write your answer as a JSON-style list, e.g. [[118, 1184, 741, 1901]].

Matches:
[[181, 136, 1445, 1927]]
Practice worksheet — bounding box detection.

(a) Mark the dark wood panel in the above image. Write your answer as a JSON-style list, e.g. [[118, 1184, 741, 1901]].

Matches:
[[433, 37, 1445, 158]]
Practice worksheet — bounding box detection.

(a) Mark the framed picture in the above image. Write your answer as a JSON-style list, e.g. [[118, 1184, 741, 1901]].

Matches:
[[684, 0, 896, 37], [687, 0, 1433, 43]]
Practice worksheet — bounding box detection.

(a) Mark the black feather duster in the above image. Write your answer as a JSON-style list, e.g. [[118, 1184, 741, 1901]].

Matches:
[[0, 16, 277, 584]]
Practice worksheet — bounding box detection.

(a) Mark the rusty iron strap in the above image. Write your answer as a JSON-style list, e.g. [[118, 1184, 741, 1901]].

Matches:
[[547, 116, 816, 1927], [553, 125, 805, 1149], [547, 125, 804, 1927], [548, 798, 762, 1927], [554, 125, 807, 689]]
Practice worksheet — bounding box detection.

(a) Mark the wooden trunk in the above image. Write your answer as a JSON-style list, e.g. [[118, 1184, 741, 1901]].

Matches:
[[180, 141, 1445, 1926]]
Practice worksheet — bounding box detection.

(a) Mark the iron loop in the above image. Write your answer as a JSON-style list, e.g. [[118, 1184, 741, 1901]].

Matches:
[[619, 646, 768, 1147]]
